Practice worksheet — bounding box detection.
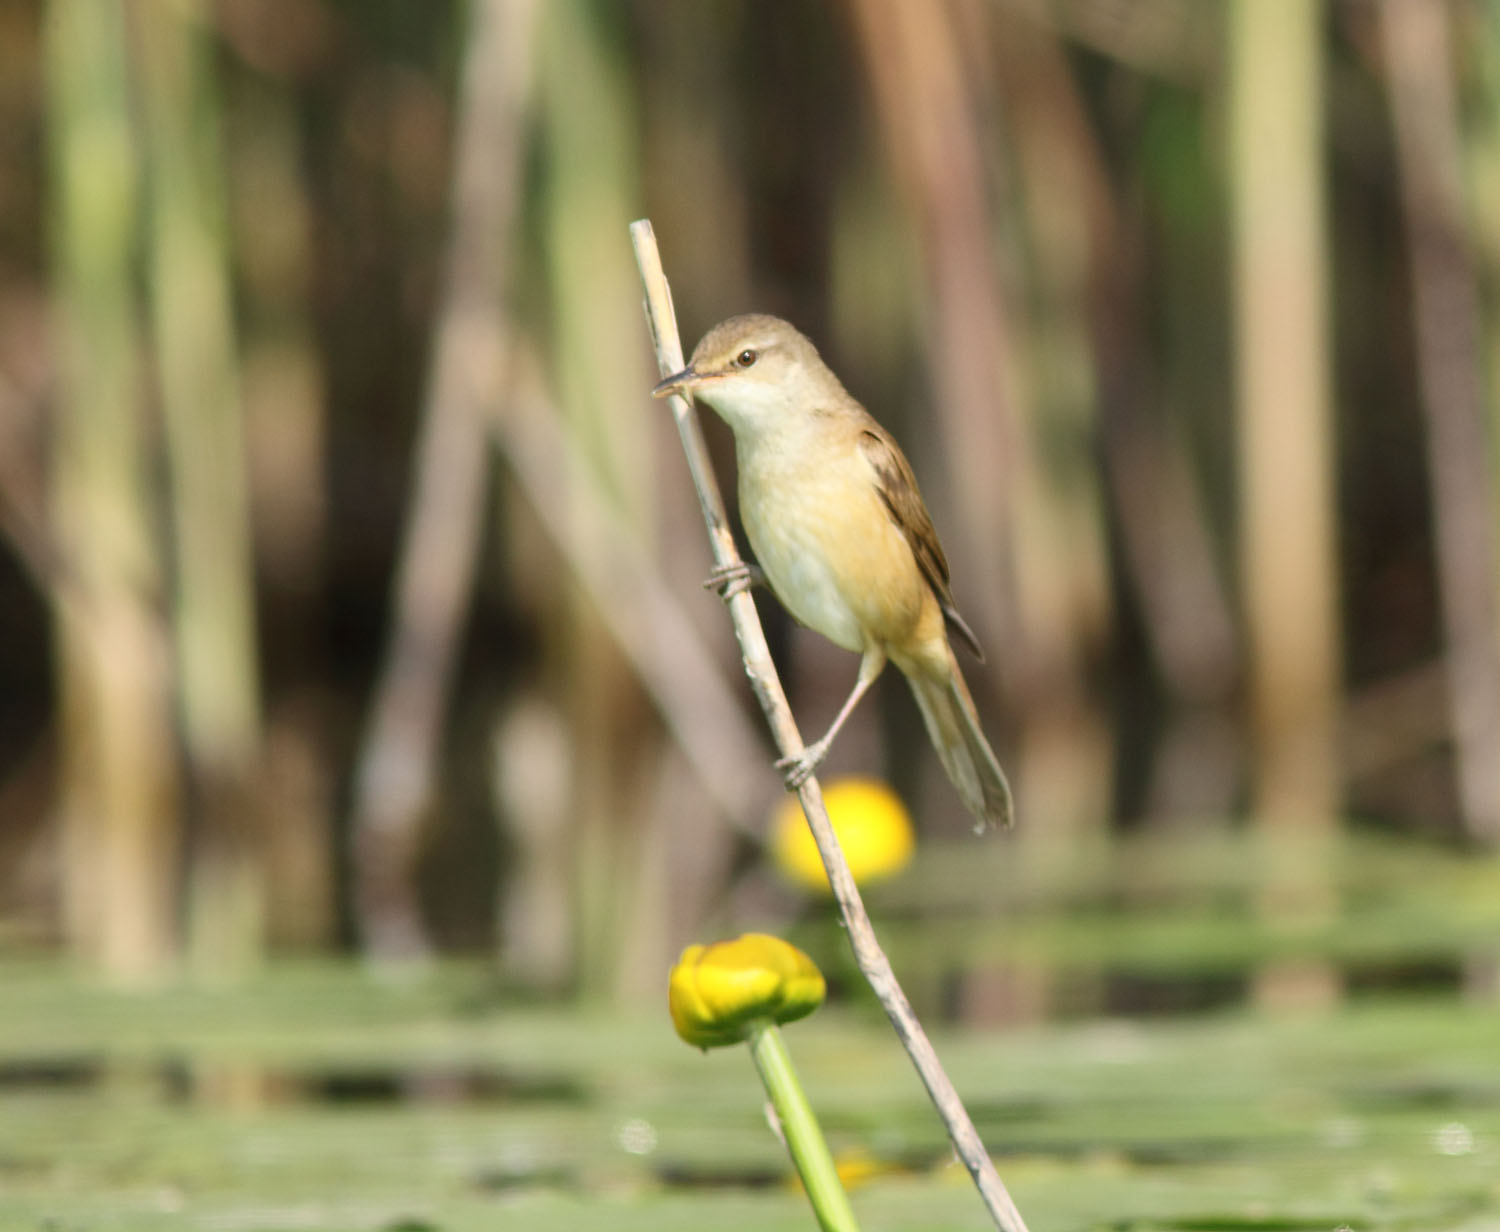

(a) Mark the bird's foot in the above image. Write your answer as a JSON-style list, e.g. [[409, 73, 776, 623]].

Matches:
[[703, 560, 764, 602], [775, 739, 830, 791]]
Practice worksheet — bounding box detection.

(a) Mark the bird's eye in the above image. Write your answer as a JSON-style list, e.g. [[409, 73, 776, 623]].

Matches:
[[735, 348, 758, 369]]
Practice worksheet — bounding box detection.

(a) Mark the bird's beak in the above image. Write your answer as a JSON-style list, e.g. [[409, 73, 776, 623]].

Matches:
[[652, 366, 700, 399]]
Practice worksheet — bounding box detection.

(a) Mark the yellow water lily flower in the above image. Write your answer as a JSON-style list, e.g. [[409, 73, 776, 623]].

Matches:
[[669, 933, 826, 1050], [771, 776, 915, 892]]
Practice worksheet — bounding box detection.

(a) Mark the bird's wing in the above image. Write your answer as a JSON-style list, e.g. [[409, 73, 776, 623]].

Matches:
[[857, 426, 985, 661]]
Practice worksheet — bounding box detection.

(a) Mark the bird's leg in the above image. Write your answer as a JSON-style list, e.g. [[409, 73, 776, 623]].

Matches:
[[704, 559, 765, 601], [777, 648, 887, 789]]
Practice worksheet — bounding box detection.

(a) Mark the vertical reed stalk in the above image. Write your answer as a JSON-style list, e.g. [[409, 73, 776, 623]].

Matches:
[[45, 0, 177, 982], [540, 0, 660, 1000], [135, 0, 265, 977], [229, 83, 334, 948], [1229, 0, 1341, 1006]]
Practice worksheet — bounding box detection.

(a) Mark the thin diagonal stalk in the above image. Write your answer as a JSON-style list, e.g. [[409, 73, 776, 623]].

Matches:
[[631, 219, 1029, 1232], [493, 359, 769, 836], [1382, 0, 1500, 845], [349, 0, 539, 961]]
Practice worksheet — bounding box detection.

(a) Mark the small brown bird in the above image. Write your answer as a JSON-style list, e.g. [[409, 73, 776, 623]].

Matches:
[[654, 314, 1013, 831]]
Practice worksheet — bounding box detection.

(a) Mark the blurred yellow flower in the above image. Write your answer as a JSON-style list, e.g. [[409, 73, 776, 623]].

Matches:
[[668, 933, 826, 1050], [833, 1146, 890, 1189], [771, 776, 915, 892]]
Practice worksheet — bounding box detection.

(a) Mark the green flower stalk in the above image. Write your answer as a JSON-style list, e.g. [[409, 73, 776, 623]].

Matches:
[[669, 934, 860, 1232]]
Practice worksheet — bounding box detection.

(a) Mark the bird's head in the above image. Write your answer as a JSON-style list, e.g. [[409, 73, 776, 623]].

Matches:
[[652, 314, 833, 436]]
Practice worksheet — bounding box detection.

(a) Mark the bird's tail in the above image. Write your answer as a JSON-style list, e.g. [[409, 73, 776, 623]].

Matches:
[[904, 646, 1014, 832]]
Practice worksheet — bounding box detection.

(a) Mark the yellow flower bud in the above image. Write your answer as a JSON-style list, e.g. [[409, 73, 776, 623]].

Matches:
[[669, 933, 826, 1049], [771, 776, 915, 893]]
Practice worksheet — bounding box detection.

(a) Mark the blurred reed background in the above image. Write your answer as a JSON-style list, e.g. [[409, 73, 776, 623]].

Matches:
[[1, 0, 1498, 1019]]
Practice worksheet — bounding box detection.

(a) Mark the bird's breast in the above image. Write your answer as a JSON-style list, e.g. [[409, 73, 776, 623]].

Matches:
[[737, 440, 928, 655]]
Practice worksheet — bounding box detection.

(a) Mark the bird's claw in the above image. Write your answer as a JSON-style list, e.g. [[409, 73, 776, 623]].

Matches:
[[704, 560, 764, 602], [775, 742, 828, 791]]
